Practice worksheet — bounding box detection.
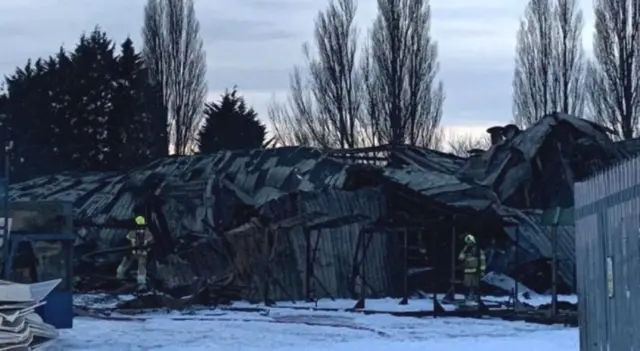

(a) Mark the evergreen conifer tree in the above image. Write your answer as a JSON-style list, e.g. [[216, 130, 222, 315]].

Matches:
[[198, 89, 266, 153], [68, 28, 117, 171]]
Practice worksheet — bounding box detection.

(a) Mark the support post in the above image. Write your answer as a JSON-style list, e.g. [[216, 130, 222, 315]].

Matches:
[[399, 229, 408, 305], [513, 226, 519, 307], [551, 224, 558, 317], [432, 228, 444, 317], [354, 230, 367, 309], [359, 230, 367, 306], [443, 218, 456, 302], [551, 209, 561, 318], [304, 228, 314, 302], [262, 228, 275, 307], [541, 206, 573, 316]]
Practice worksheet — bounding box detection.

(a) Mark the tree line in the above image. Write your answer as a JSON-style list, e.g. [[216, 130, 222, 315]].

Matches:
[[1, 0, 638, 177], [270, 0, 640, 157], [0, 0, 266, 181], [269, 0, 444, 149], [514, 0, 639, 139]]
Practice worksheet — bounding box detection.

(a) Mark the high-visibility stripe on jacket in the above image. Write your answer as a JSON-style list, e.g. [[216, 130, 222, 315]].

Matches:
[[126, 228, 154, 255], [458, 246, 486, 274]]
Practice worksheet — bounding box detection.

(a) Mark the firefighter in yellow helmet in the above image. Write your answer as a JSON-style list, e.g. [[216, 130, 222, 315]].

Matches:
[[458, 233, 486, 303], [116, 215, 154, 289]]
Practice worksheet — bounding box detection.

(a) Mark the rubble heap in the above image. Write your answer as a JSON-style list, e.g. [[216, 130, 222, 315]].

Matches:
[[6, 113, 634, 301]]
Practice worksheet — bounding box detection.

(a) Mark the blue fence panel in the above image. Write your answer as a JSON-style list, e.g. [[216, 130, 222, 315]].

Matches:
[[574, 157, 640, 351]]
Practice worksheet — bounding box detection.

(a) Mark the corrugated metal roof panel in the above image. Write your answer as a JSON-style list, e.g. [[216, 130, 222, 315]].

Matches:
[[382, 166, 493, 210], [392, 146, 466, 175]]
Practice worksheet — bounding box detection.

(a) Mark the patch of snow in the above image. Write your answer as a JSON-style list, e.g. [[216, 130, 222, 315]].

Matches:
[[74, 293, 578, 313], [74, 294, 136, 309], [275, 329, 577, 351], [233, 296, 451, 311], [232, 294, 577, 312], [50, 304, 578, 350], [522, 294, 578, 306]]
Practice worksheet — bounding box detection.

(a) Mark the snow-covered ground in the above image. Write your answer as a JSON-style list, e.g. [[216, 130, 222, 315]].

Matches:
[[73, 292, 579, 313], [54, 295, 579, 350], [232, 293, 579, 311]]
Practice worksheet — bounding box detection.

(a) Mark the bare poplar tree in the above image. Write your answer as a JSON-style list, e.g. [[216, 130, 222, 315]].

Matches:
[[268, 67, 332, 147], [268, 101, 309, 147], [513, 0, 585, 128], [553, 0, 585, 116], [309, 0, 362, 148], [362, 0, 444, 147], [587, 0, 640, 139], [513, 0, 554, 128], [269, 0, 361, 148], [142, 0, 207, 155]]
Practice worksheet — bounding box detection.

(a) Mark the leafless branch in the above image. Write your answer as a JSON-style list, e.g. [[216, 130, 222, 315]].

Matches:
[[513, 0, 585, 128], [142, 0, 207, 154], [445, 131, 491, 157], [553, 0, 585, 116], [269, 0, 362, 148], [587, 0, 640, 139], [362, 0, 444, 147]]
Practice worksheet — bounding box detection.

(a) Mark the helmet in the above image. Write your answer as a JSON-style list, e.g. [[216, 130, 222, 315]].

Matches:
[[464, 234, 476, 244], [135, 215, 146, 226]]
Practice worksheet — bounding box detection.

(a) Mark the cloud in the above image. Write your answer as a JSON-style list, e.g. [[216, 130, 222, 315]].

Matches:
[[0, 0, 596, 136], [198, 18, 299, 43]]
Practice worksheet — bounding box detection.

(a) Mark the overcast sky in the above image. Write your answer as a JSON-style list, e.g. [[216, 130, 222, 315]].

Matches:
[[0, 0, 595, 137]]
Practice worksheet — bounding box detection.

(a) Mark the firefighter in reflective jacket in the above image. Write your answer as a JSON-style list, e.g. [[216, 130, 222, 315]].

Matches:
[[116, 215, 154, 288], [458, 234, 486, 302]]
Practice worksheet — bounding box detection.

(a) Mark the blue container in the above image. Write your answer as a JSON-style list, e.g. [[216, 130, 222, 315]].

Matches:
[[36, 290, 73, 329], [8, 233, 75, 329]]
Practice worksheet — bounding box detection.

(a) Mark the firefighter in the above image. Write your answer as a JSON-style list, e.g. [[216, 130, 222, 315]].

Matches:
[[457, 233, 486, 303], [116, 215, 154, 289]]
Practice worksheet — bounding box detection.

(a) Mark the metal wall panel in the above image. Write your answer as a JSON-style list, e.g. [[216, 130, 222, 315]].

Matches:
[[575, 156, 640, 351], [225, 188, 395, 302], [281, 188, 393, 301]]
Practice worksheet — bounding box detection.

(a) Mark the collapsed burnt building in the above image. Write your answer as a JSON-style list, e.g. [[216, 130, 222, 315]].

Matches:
[[6, 112, 633, 302]]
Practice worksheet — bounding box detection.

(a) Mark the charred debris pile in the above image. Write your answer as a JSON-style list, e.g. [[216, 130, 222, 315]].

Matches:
[[8, 113, 633, 304]]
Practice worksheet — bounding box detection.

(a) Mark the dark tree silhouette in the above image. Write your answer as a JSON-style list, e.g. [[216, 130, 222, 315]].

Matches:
[[142, 0, 207, 154], [553, 0, 585, 115], [198, 89, 266, 153], [0, 85, 6, 115], [361, 0, 444, 147], [4, 60, 60, 180], [3, 30, 167, 179], [587, 0, 640, 139], [513, 0, 585, 128], [269, 0, 362, 148], [68, 28, 118, 171], [107, 38, 135, 168], [0, 90, 7, 165], [48, 49, 75, 172], [110, 38, 166, 169]]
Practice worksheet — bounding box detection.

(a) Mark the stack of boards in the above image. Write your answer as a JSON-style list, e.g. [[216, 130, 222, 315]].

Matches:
[[0, 279, 61, 350]]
